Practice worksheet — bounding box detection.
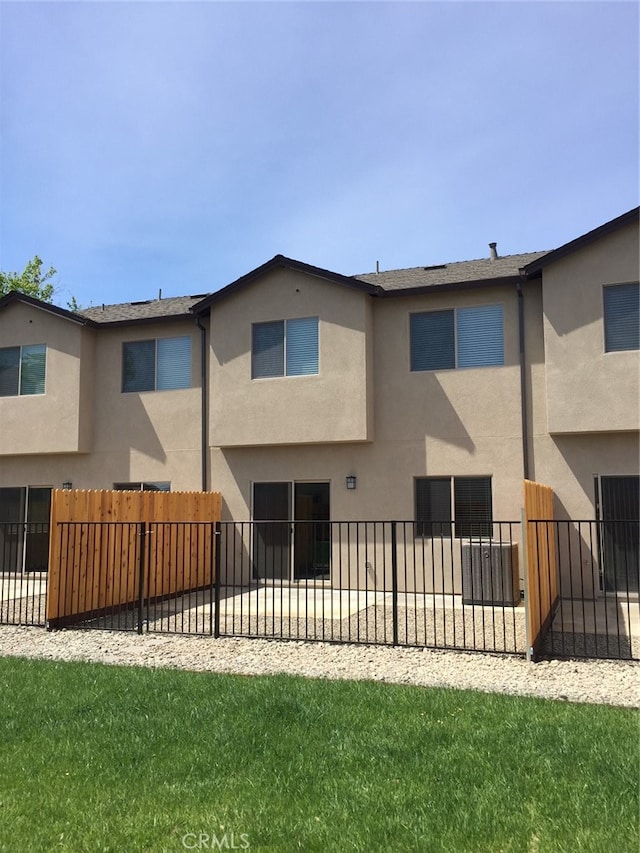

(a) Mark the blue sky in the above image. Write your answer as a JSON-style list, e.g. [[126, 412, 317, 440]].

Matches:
[[1, 1, 638, 308]]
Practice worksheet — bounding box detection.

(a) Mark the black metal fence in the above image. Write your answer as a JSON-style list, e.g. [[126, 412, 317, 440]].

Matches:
[[46, 521, 217, 634], [1, 518, 638, 661], [528, 519, 639, 660], [0, 521, 49, 626], [215, 520, 525, 654]]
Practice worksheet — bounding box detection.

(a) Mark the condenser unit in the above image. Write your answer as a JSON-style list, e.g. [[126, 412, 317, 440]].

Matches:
[[461, 542, 520, 606]]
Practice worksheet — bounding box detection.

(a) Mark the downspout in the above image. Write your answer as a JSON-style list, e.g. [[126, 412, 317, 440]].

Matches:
[[195, 315, 208, 491], [517, 274, 530, 480]]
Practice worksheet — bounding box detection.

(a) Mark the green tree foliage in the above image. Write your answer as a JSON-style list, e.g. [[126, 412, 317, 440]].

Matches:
[[0, 255, 57, 302]]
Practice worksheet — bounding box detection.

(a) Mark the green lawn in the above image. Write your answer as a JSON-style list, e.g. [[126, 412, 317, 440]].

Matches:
[[0, 656, 637, 853]]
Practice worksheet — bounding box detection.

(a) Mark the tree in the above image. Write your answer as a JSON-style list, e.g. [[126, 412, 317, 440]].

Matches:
[[0, 255, 57, 302]]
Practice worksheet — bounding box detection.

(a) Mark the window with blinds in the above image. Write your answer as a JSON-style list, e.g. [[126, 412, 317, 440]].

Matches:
[[0, 344, 46, 396], [410, 305, 504, 371], [252, 317, 319, 379], [415, 477, 452, 536], [603, 283, 639, 352], [453, 476, 493, 538], [415, 475, 492, 538], [113, 482, 170, 491], [122, 337, 191, 392]]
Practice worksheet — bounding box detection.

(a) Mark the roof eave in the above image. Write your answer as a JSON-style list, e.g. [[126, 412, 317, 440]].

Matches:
[[192, 254, 382, 314], [377, 274, 523, 298], [522, 206, 640, 277], [84, 312, 198, 328], [0, 290, 97, 326]]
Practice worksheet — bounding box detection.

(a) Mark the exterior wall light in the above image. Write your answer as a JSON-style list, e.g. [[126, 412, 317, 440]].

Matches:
[[346, 475, 357, 490], [62, 481, 73, 490]]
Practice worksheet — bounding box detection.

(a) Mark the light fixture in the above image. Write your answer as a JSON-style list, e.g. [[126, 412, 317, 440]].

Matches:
[[346, 475, 357, 490], [62, 481, 72, 490]]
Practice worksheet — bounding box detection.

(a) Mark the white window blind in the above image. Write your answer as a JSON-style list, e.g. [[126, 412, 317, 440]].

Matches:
[[604, 283, 639, 352], [410, 305, 504, 371]]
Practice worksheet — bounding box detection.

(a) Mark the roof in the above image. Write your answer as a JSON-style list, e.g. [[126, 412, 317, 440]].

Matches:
[[522, 207, 639, 276], [355, 251, 549, 294], [0, 290, 96, 325], [192, 254, 381, 313], [80, 294, 209, 325]]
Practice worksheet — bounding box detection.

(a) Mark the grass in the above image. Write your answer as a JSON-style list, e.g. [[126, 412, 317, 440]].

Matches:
[[0, 656, 637, 853]]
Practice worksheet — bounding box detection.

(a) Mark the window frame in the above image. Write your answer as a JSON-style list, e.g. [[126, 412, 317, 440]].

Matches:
[[0, 344, 47, 397], [121, 336, 192, 393], [251, 316, 319, 380], [415, 475, 493, 539], [113, 482, 171, 491], [410, 304, 504, 372], [603, 282, 640, 353]]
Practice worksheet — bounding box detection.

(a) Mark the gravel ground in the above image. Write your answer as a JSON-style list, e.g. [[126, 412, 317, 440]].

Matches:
[[0, 624, 638, 707]]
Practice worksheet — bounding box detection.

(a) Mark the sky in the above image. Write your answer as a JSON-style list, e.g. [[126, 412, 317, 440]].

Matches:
[[0, 1, 638, 309]]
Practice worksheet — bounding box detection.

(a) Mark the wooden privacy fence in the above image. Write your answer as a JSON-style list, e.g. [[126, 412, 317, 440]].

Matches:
[[47, 489, 221, 627], [523, 479, 558, 658]]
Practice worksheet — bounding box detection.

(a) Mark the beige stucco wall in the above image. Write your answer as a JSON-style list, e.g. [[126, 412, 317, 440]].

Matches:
[[532, 432, 639, 520], [208, 268, 373, 446], [542, 221, 639, 434], [0, 315, 203, 492], [210, 281, 529, 518], [0, 302, 90, 454]]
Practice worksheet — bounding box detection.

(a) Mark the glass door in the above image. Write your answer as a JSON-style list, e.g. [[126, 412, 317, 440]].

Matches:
[[596, 476, 639, 593], [294, 483, 330, 580], [0, 488, 25, 573], [253, 482, 292, 580], [24, 487, 52, 572], [252, 481, 331, 581]]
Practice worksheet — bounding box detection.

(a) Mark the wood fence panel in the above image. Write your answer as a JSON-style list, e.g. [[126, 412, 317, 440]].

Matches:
[[524, 480, 558, 655], [47, 489, 221, 625]]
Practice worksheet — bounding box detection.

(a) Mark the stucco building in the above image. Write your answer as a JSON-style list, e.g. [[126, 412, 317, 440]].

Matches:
[[1, 207, 638, 590]]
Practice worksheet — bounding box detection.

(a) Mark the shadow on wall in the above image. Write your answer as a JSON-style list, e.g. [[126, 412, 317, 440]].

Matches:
[[95, 392, 168, 464], [409, 372, 476, 452]]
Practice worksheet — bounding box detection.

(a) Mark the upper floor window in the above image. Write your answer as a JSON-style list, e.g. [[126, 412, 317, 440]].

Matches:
[[410, 305, 504, 371], [603, 283, 639, 352], [415, 475, 493, 538], [113, 482, 170, 491], [252, 317, 319, 379], [122, 336, 191, 392], [0, 344, 46, 397]]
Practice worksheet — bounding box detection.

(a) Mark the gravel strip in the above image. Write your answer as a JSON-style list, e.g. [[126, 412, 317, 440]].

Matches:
[[1, 625, 638, 707]]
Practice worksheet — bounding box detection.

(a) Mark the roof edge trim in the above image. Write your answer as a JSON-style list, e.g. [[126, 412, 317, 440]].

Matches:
[[522, 206, 640, 277]]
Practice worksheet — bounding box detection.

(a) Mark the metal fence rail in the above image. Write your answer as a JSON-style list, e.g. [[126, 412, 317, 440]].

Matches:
[[0, 521, 49, 626], [215, 520, 525, 655], [529, 519, 639, 660], [2, 517, 637, 662], [47, 521, 217, 633]]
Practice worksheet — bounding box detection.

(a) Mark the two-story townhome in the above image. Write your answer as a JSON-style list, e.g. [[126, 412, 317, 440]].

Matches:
[[0, 292, 207, 570], [1, 207, 637, 589]]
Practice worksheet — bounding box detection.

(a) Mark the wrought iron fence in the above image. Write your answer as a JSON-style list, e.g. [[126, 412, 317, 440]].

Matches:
[[527, 519, 639, 660], [2, 517, 637, 662], [215, 520, 525, 654], [0, 521, 49, 626]]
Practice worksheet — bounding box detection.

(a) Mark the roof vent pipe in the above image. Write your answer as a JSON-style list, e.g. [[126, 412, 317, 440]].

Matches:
[[489, 242, 498, 260]]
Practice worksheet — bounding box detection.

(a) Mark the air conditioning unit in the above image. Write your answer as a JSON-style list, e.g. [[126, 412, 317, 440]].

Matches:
[[461, 542, 520, 606]]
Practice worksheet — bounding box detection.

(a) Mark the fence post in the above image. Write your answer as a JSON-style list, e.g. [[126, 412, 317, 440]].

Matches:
[[391, 521, 398, 646], [137, 522, 146, 635], [521, 508, 533, 662], [213, 521, 221, 639]]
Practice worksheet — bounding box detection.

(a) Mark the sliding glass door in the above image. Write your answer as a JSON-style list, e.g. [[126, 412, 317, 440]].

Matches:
[[0, 486, 52, 573], [596, 476, 639, 593], [252, 482, 330, 581]]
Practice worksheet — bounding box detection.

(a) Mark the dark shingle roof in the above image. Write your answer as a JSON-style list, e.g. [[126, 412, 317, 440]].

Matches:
[[80, 295, 209, 325], [355, 251, 549, 293]]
